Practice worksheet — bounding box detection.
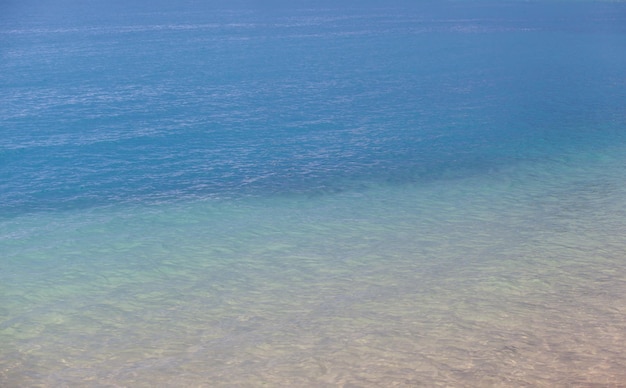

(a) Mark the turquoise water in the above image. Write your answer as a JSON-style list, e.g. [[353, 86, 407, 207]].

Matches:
[[2, 1, 626, 386]]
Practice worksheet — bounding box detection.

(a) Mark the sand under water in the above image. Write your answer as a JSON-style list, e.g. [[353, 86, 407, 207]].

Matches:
[[3, 142, 626, 386]]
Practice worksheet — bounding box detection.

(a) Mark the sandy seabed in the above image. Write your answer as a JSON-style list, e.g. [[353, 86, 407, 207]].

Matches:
[[2, 147, 626, 387]]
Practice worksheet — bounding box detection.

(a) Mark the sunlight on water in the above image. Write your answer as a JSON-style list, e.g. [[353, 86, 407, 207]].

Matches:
[[3, 145, 626, 386]]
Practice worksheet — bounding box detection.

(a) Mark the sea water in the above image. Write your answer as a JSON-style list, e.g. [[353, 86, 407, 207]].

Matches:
[[2, 1, 626, 386]]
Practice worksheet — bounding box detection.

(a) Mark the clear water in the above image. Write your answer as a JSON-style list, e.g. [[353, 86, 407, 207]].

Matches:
[[2, 1, 626, 386]]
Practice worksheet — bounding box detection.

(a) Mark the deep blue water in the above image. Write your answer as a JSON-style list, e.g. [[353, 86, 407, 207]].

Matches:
[[2, 1, 625, 216]]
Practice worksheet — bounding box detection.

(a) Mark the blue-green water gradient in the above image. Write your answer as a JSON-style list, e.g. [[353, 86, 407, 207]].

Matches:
[[2, 1, 626, 385]]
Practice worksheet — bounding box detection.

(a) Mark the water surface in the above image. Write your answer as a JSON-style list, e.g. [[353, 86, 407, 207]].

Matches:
[[2, 1, 626, 386]]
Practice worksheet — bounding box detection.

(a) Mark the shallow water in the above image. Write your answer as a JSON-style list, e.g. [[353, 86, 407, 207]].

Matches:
[[2, 1, 626, 386], [3, 145, 626, 386]]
